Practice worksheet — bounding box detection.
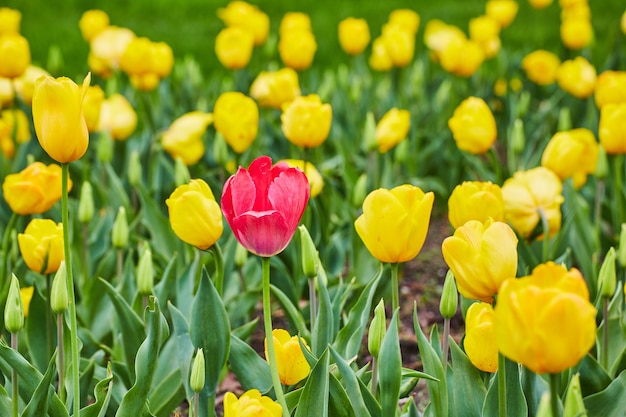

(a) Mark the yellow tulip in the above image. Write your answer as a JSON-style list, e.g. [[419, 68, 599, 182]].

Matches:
[[501, 167, 564, 240], [250, 67, 301, 109], [215, 26, 254, 70], [541, 128, 598, 188], [495, 262, 596, 374], [152, 42, 174, 78], [0, 33, 30, 79], [622, 10, 626, 35], [2, 162, 70, 215], [12, 65, 50, 105], [279, 12, 311, 36], [594, 70, 626, 109], [18, 219, 64, 274], [32, 74, 90, 163], [529, 0, 553, 8], [264, 329, 311, 386], [20, 286, 34, 318], [0, 7, 21, 36], [560, 17, 593, 50], [279, 159, 324, 198], [381, 24, 415, 68], [369, 37, 393, 72], [162, 111, 213, 166], [82, 85, 105, 133], [521, 50, 561, 86], [166, 179, 223, 250], [279, 29, 317, 71], [79, 10, 110, 42], [97, 93, 137, 141], [375, 108, 410, 153], [217, 1, 269, 46], [439, 37, 485, 77], [281, 94, 332, 149], [464, 302, 498, 373], [448, 97, 497, 154], [0, 119, 13, 158], [442, 219, 518, 302], [557, 56, 597, 99], [355, 185, 434, 263], [599, 103, 626, 155], [1, 109, 30, 144], [448, 181, 505, 229], [485, 0, 519, 28], [213, 91, 258, 154], [424, 19, 466, 60], [88, 26, 136, 78], [0, 77, 13, 107], [388, 9, 420, 34], [469, 15, 500, 43], [120, 37, 173, 91], [223, 389, 282, 417], [338, 17, 370, 56]]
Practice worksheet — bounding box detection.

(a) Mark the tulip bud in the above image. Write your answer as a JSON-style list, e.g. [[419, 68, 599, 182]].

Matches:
[[213, 132, 230, 168], [234, 242, 248, 268], [439, 270, 458, 319], [78, 181, 95, 223], [618, 224, 626, 268], [190, 348, 205, 393], [594, 145, 608, 180], [368, 299, 386, 359], [51, 261, 68, 314], [563, 373, 585, 417], [515, 90, 531, 117], [4, 274, 24, 333], [362, 111, 377, 152], [128, 151, 142, 187], [298, 225, 318, 279], [394, 137, 409, 163], [598, 247, 616, 298], [352, 173, 368, 208], [112, 207, 129, 249], [137, 244, 154, 295], [434, 79, 452, 110], [26, 153, 35, 165], [97, 130, 113, 163], [46, 44, 64, 76], [174, 157, 191, 186], [535, 393, 551, 417], [558, 107, 572, 132], [511, 118, 525, 154]]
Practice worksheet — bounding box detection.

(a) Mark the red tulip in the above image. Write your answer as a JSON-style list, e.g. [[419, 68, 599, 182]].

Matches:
[[221, 155, 310, 257]]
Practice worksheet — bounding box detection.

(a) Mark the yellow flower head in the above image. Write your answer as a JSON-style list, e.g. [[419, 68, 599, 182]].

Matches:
[[279, 29, 317, 71], [448, 96, 497, 154], [485, 0, 519, 28], [388, 9, 420, 34], [375, 108, 410, 153], [448, 181, 505, 229], [281, 94, 332, 149], [0, 7, 21, 36], [279, 12, 311, 36], [0, 33, 30, 79], [213, 91, 258, 154], [162, 111, 213, 166], [560, 17, 593, 50], [88, 26, 136, 78], [97, 93, 137, 141], [594, 70, 626, 109], [557, 56, 597, 99], [250, 67, 301, 109], [338, 17, 370, 56], [215, 26, 255, 70], [464, 302, 498, 373], [2, 162, 70, 215], [18, 219, 64, 274], [79, 10, 110, 42], [599, 103, 626, 155], [541, 128, 598, 188], [522, 50, 561, 86], [223, 389, 282, 417], [217, 1, 269, 46], [264, 329, 311, 386]]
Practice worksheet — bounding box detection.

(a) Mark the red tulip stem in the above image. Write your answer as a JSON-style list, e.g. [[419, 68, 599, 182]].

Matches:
[[11, 332, 18, 417], [261, 257, 289, 417], [62, 163, 81, 417]]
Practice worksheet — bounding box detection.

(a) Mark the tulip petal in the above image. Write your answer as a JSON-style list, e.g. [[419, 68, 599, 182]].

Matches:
[[231, 210, 290, 257], [268, 168, 309, 234]]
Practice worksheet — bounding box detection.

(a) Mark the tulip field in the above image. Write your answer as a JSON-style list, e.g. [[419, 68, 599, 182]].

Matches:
[[2, 0, 626, 416]]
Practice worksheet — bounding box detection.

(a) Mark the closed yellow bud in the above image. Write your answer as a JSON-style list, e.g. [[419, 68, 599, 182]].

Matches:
[[217, 1, 269, 46], [522, 49, 561, 86], [594, 70, 626, 109], [166, 179, 223, 250], [32, 73, 90, 163], [448, 181, 505, 229], [495, 262, 596, 374], [82, 85, 105, 133], [464, 302, 498, 373], [355, 185, 434, 263], [279, 159, 324, 198], [0, 7, 21, 36], [79, 10, 110, 42], [215, 26, 254, 70], [279, 29, 317, 70], [0, 33, 30, 78], [442, 219, 518, 303], [599, 103, 626, 154], [502, 167, 564, 240], [557, 56, 597, 99], [381, 24, 415, 68], [162, 111, 213, 166], [448, 96, 497, 154], [440, 37, 485, 77], [369, 36, 393, 72], [18, 219, 64, 274], [2, 162, 69, 215], [338, 17, 370, 55], [279, 12, 311, 36], [485, 0, 518, 28], [213, 92, 258, 154], [281, 94, 332, 149], [388, 9, 420, 34], [223, 389, 282, 417], [541, 128, 598, 188], [97, 93, 137, 140], [250, 67, 301, 109], [375, 108, 410, 153], [561, 17, 593, 50], [264, 329, 311, 385]]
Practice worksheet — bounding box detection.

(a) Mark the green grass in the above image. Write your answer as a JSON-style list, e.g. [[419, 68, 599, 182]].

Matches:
[[4, 0, 625, 79]]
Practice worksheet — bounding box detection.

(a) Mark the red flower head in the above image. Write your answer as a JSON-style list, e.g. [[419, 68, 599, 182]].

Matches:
[[221, 155, 310, 257]]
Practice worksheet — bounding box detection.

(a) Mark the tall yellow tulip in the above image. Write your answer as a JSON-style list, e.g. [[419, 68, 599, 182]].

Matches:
[[18, 218, 64, 274], [279, 29, 317, 71], [213, 91, 258, 154], [464, 302, 498, 373], [355, 184, 434, 263], [338, 17, 370, 55], [264, 329, 311, 386], [32, 74, 91, 163], [448, 96, 497, 154], [215, 26, 255, 70], [541, 128, 598, 188]]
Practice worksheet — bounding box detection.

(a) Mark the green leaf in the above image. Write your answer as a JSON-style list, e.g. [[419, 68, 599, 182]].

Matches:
[[24, 286, 50, 372], [482, 357, 528, 417], [167, 302, 194, 401], [577, 354, 612, 398], [448, 338, 486, 417], [80, 364, 114, 417], [0, 385, 12, 416], [312, 273, 334, 357], [379, 310, 402, 417], [413, 305, 447, 417], [104, 163, 131, 214], [334, 266, 382, 359], [116, 297, 164, 417], [294, 348, 330, 417], [153, 254, 179, 308], [148, 370, 186, 417], [402, 398, 420, 417], [21, 351, 57, 417], [191, 268, 231, 417], [521, 367, 549, 417], [330, 346, 372, 417], [0, 340, 68, 417], [329, 373, 356, 417], [271, 284, 310, 340], [228, 334, 272, 394], [584, 369, 626, 417], [136, 184, 178, 258]]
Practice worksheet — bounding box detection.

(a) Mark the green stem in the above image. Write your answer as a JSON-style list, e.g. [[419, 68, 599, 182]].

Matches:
[[594, 180, 605, 259], [116, 249, 124, 285], [538, 207, 550, 262], [442, 318, 450, 367], [602, 297, 609, 369], [1, 212, 18, 282], [549, 373, 560, 417], [46, 275, 53, 359], [262, 257, 289, 417], [57, 313, 65, 403], [498, 353, 507, 417], [391, 263, 400, 315], [370, 357, 378, 397], [209, 244, 224, 296], [615, 155, 625, 226], [81, 223, 89, 286], [62, 163, 80, 416], [309, 278, 317, 331], [488, 147, 503, 184], [11, 332, 18, 417], [193, 392, 198, 417]]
